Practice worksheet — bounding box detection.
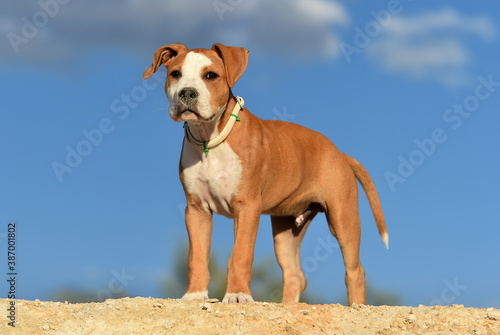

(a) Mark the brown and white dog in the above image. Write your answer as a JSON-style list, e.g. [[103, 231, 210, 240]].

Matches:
[[143, 43, 388, 305]]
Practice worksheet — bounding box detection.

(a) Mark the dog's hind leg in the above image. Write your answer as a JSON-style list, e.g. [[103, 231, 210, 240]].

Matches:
[[271, 212, 316, 302], [325, 183, 366, 306]]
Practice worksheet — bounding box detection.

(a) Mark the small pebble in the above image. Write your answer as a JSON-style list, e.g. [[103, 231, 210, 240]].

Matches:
[[206, 298, 219, 303], [487, 310, 500, 321]]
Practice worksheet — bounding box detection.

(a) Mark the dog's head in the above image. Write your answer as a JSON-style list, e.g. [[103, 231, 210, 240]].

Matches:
[[144, 43, 249, 123]]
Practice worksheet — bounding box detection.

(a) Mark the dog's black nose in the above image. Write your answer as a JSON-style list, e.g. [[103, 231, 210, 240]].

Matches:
[[178, 87, 198, 105]]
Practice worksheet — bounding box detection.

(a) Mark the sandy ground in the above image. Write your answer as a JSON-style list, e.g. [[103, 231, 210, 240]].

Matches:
[[0, 297, 499, 334]]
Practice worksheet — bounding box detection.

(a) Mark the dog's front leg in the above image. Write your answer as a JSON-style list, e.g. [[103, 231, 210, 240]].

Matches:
[[222, 203, 261, 303], [181, 204, 213, 300]]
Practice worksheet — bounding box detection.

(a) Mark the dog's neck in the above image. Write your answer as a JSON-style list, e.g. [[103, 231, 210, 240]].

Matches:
[[185, 116, 222, 143], [184, 95, 239, 143]]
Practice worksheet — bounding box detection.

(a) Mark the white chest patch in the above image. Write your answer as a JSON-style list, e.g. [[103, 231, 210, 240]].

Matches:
[[181, 140, 242, 218]]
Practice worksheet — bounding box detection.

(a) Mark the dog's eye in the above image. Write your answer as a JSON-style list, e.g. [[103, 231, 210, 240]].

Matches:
[[170, 71, 181, 78], [206, 72, 219, 80]]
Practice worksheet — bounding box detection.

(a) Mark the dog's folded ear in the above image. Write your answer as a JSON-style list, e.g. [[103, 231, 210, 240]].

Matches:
[[143, 43, 189, 79], [211, 43, 249, 88]]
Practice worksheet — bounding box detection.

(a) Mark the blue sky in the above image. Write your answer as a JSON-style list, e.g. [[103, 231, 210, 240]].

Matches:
[[1, 0, 499, 308]]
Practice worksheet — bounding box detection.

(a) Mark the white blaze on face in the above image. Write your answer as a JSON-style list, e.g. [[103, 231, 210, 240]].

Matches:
[[167, 52, 213, 120]]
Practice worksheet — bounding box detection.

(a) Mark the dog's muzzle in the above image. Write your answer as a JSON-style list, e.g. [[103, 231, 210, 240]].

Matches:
[[178, 87, 198, 106]]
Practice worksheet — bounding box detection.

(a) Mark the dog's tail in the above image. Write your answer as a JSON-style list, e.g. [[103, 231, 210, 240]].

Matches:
[[343, 153, 389, 249]]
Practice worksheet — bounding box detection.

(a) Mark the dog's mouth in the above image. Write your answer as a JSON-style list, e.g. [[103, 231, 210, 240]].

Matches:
[[172, 107, 216, 123], [172, 108, 201, 122], [181, 109, 200, 118]]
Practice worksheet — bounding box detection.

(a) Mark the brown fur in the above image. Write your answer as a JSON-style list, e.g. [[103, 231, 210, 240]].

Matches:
[[144, 43, 388, 305]]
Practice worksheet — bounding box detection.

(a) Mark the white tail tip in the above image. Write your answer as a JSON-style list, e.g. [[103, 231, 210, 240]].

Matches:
[[382, 232, 389, 250]]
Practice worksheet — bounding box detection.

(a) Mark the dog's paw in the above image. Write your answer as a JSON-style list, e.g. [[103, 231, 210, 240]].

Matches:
[[222, 292, 254, 303], [181, 291, 209, 300]]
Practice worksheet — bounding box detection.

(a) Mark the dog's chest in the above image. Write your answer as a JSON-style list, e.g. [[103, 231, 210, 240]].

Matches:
[[181, 141, 242, 218]]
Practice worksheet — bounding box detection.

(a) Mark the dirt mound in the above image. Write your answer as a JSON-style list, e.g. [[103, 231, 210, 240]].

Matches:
[[1, 298, 499, 334]]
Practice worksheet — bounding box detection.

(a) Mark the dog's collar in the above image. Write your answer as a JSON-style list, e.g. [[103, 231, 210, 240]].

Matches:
[[184, 96, 244, 155]]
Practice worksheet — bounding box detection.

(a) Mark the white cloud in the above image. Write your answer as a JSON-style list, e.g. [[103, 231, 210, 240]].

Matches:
[[234, 0, 349, 59], [0, 0, 349, 66], [292, 0, 348, 25], [366, 9, 496, 87], [384, 9, 495, 40]]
